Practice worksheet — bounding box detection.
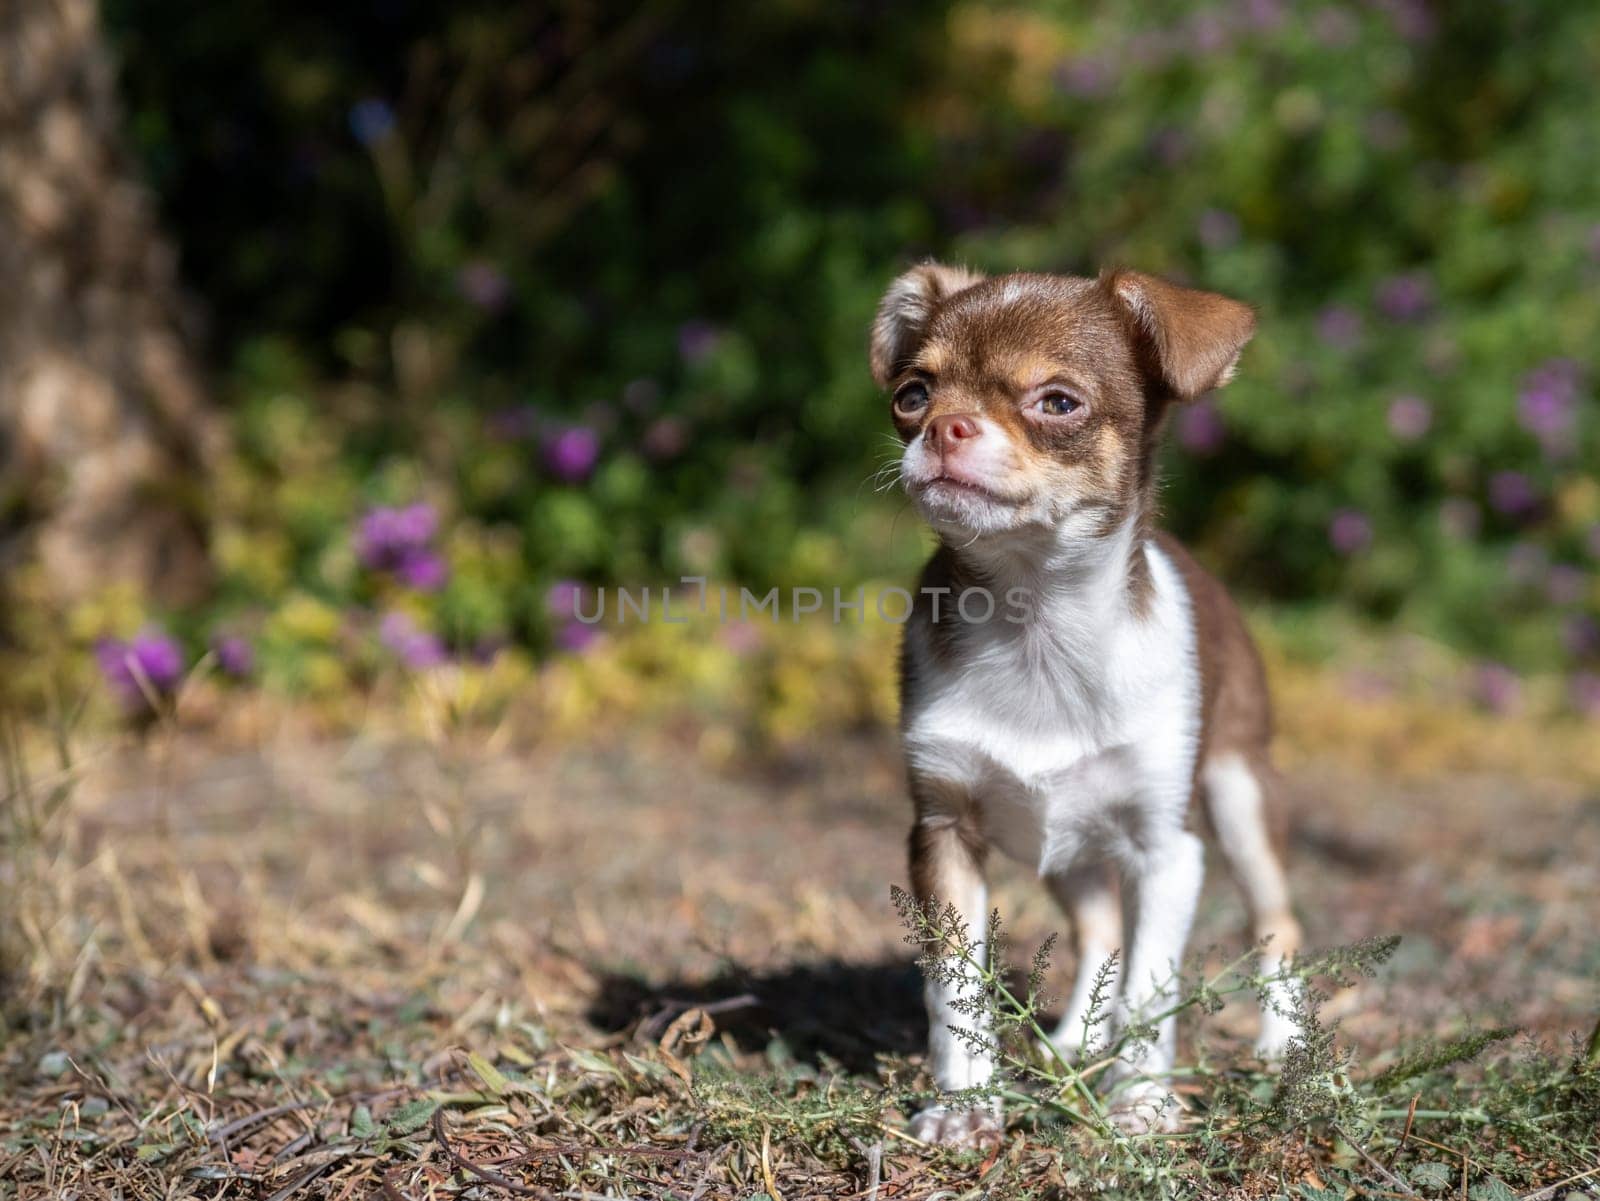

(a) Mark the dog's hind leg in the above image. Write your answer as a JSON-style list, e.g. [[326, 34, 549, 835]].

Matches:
[[1042, 861, 1122, 1062], [1203, 751, 1303, 1058]]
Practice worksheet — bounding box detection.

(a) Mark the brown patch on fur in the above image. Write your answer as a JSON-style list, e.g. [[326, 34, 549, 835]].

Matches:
[[1154, 531, 1273, 762], [907, 778, 988, 942], [908, 777, 987, 856], [1154, 532, 1290, 855], [1103, 269, 1256, 400], [917, 342, 953, 376], [914, 552, 963, 671], [869, 262, 987, 387], [900, 546, 972, 676], [1105, 271, 1252, 614]]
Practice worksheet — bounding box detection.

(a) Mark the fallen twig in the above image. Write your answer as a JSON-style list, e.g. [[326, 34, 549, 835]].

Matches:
[[433, 1106, 556, 1197]]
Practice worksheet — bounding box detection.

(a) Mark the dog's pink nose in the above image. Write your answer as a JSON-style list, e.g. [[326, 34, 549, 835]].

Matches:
[[928, 413, 981, 456]]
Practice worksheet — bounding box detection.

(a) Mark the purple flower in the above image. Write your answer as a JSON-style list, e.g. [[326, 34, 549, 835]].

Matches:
[[1127, 30, 1174, 67], [677, 320, 721, 365], [394, 503, 437, 546], [395, 549, 449, 592], [546, 579, 598, 623], [97, 629, 185, 708], [1365, 110, 1407, 151], [1197, 209, 1241, 250], [1188, 11, 1229, 53], [486, 405, 540, 441], [1439, 498, 1481, 540], [1328, 508, 1373, 555], [642, 416, 687, 460], [1517, 359, 1582, 459], [469, 635, 507, 665], [545, 426, 600, 483], [719, 621, 761, 656], [1570, 672, 1600, 718], [546, 579, 580, 616], [1424, 332, 1460, 375], [354, 503, 440, 574], [354, 511, 402, 569], [457, 261, 511, 312], [1375, 0, 1435, 41], [356, 502, 438, 569], [1386, 395, 1432, 441], [622, 378, 661, 413], [1243, 0, 1286, 31], [349, 98, 396, 146], [1311, 7, 1357, 46], [1547, 564, 1587, 606], [1374, 271, 1433, 322], [378, 611, 447, 670], [1563, 615, 1600, 658], [1340, 668, 1393, 702], [555, 620, 601, 654], [1505, 540, 1548, 586], [210, 634, 254, 679], [1150, 127, 1192, 167], [1470, 662, 1521, 714], [1488, 471, 1539, 519], [1315, 305, 1364, 349], [1055, 56, 1111, 98], [1175, 400, 1226, 456]]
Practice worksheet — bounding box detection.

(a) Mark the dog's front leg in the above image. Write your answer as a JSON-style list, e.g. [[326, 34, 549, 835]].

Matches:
[[907, 804, 1000, 1148], [1109, 828, 1205, 1133], [1043, 862, 1123, 1062]]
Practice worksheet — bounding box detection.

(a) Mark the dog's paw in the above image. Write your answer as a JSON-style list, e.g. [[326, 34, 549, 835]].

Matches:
[[909, 1102, 1002, 1149], [1107, 1082, 1182, 1135]]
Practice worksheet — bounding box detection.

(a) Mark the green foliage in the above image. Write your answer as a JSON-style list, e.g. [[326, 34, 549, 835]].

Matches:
[[93, 1, 1600, 695], [693, 1063, 889, 1158], [948, 1, 1600, 682], [1369, 1025, 1520, 1092], [890, 887, 1600, 1195]]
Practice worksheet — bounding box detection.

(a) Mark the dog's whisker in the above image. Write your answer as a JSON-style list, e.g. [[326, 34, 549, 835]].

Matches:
[[857, 457, 907, 502], [886, 497, 921, 547]]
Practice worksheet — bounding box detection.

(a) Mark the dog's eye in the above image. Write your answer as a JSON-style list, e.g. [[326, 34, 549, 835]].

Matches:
[[894, 382, 930, 415], [1038, 390, 1082, 417]]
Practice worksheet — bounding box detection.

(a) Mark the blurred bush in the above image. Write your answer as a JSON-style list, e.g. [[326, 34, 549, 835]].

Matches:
[[38, 0, 1599, 712]]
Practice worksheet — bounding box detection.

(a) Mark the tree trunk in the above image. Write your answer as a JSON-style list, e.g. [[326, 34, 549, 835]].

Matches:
[[0, 0, 217, 616]]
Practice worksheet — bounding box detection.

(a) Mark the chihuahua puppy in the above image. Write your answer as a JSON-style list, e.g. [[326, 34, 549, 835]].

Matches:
[[873, 264, 1301, 1142]]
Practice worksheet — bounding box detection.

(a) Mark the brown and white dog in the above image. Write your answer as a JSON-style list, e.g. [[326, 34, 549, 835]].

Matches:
[[873, 264, 1301, 1142]]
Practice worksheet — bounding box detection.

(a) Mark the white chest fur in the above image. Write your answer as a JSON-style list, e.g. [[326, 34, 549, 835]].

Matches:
[[902, 535, 1201, 875]]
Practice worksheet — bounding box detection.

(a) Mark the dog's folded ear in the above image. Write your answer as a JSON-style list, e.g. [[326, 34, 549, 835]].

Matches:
[[870, 262, 986, 387], [1104, 269, 1256, 400]]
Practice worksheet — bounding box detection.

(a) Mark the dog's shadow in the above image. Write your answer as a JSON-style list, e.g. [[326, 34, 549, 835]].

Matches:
[[586, 959, 927, 1074]]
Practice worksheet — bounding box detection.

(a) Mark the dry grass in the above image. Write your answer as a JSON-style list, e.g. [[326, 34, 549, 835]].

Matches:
[[2, 662, 1598, 1197]]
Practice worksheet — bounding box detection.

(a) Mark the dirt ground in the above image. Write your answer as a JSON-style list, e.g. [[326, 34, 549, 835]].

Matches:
[[2, 727, 1597, 1197]]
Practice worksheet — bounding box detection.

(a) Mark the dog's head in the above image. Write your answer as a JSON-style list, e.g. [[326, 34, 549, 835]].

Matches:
[[871, 265, 1254, 542]]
